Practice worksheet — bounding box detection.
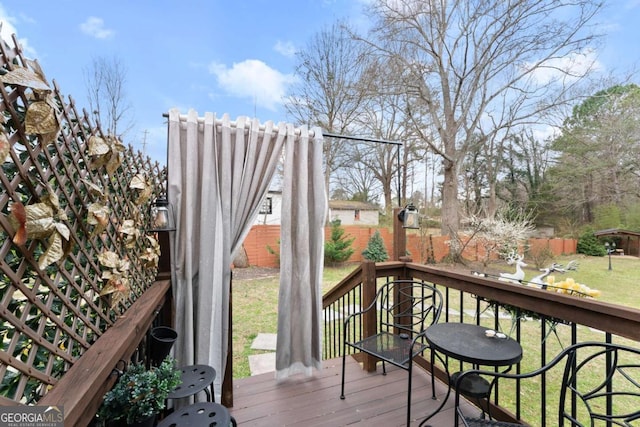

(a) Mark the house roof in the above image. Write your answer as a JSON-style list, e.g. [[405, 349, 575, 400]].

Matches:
[[329, 200, 379, 211], [594, 228, 640, 238]]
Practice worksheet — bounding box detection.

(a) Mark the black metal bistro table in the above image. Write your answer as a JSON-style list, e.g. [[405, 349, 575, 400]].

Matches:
[[419, 323, 523, 426]]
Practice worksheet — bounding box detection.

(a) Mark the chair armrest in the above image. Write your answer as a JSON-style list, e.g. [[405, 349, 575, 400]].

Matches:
[[342, 296, 379, 328]]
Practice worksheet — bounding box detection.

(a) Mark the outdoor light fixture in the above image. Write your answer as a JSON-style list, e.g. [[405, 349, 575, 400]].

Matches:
[[149, 196, 175, 232], [605, 242, 616, 271], [398, 203, 420, 229]]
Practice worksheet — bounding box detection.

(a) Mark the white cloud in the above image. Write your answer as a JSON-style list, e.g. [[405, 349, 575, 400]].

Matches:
[[208, 59, 297, 111], [0, 6, 34, 56], [274, 40, 296, 58], [79, 17, 114, 39], [525, 48, 602, 85]]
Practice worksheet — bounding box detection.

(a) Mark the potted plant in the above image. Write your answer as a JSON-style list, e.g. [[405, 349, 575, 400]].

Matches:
[[97, 356, 181, 427]]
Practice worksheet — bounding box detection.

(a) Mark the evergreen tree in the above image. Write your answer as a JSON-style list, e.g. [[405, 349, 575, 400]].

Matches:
[[577, 228, 607, 256], [324, 219, 355, 265], [362, 230, 389, 262]]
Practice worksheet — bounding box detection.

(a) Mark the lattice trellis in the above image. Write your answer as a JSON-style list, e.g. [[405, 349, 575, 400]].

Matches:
[[0, 35, 166, 404]]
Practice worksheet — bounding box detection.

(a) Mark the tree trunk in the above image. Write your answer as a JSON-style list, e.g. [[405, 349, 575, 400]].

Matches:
[[440, 159, 460, 238]]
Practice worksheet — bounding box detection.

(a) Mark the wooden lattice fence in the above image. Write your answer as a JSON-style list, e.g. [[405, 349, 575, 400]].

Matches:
[[0, 32, 167, 415]]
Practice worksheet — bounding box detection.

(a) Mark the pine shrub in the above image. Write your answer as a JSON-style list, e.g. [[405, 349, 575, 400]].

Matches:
[[324, 219, 355, 265], [362, 230, 389, 262], [577, 228, 607, 256]]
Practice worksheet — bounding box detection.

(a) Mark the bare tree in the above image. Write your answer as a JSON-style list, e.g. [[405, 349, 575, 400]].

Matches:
[[285, 20, 370, 196], [362, 0, 602, 256], [84, 55, 134, 139], [350, 55, 429, 214]]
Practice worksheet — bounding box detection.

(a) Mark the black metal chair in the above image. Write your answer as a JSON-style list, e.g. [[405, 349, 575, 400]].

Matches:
[[454, 341, 640, 426], [340, 279, 444, 427]]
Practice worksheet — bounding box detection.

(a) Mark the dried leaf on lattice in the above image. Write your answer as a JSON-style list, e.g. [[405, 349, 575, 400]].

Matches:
[[0, 66, 51, 91], [24, 59, 48, 85], [118, 219, 140, 249], [8, 202, 27, 245], [89, 135, 125, 173], [109, 135, 126, 153], [42, 183, 68, 221], [100, 276, 131, 308], [129, 174, 147, 190], [8, 201, 55, 242], [140, 247, 160, 269], [87, 202, 110, 235], [38, 131, 59, 146], [25, 99, 59, 136], [54, 222, 70, 241], [99, 275, 129, 296], [105, 151, 122, 175], [90, 153, 108, 170], [146, 235, 160, 251], [82, 179, 105, 199], [38, 231, 64, 269], [98, 251, 120, 270], [140, 235, 161, 268], [88, 135, 110, 157], [129, 174, 152, 205], [0, 133, 10, 162]]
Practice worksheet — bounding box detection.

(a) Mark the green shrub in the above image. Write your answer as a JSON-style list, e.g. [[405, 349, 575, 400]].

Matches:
[[362, 230, 389, 262], [97, 357, 181, 424], [324, 220, 355, 265], [577, 228, 606, 256]]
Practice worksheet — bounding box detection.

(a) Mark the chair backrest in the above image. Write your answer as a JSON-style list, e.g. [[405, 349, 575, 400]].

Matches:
[[376, 280, 443, 336], [559, 341, 640, 426]]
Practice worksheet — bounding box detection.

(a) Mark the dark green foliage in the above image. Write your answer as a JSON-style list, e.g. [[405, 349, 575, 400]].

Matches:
[[577, 229, 606, 256], [97, 357, 181, 424], [362, 230, 389, 262], [324, 219, 355, 265]]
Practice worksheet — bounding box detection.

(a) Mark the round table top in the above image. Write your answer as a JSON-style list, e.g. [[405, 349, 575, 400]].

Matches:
[[425, 322, 523, 366]]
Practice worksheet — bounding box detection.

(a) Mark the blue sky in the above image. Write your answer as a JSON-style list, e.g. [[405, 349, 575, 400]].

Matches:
[[0, 1, 638, 165]]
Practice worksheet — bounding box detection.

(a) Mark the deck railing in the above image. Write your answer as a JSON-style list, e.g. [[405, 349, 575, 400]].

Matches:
[[322, 260, 640, 425]]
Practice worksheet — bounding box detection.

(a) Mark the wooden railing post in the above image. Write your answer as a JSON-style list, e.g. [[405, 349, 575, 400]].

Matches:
[[393, 207, 406, 261], [362, 260, 378, 372]]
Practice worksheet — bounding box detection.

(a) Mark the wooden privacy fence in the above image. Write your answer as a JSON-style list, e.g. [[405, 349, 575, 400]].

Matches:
[[0, 34, 167, 422], [243, 224, 578, 267]]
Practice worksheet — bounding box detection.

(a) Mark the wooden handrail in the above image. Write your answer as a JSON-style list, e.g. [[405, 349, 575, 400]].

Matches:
[[39, 280, 171, 427], [406, 263, 640, 342]]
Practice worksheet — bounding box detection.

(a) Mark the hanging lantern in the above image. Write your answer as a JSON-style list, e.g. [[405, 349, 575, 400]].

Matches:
[[149, 196, 175, 232], [398, 203, 420, 229]]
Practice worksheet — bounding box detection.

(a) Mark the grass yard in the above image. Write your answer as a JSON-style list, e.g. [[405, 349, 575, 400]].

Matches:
[[231, 256, 640, 379], [231, 264, 355, 378]]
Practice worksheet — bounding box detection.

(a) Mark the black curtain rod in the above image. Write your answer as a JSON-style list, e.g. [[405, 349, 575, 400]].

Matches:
[[322, 131, 402, 146], [162, 113, 402, 146]]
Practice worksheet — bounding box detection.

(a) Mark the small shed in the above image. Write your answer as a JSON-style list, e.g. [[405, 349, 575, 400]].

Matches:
[[329, 200, 379, 226], [594, 228, 640, 257]]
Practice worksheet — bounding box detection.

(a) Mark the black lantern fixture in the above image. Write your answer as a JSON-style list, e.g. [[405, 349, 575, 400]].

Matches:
[[149, 196, 175, 232], [397, 203, 420, 229], [604, 241, 616, 271]]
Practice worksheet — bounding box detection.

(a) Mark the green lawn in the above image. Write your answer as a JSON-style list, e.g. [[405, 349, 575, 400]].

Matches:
[[231, 264, 355, 378], [231, 256, 639, 379]]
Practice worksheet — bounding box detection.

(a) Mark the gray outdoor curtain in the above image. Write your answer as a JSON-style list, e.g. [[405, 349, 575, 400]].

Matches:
[[167, 109, 327, 401], [276, 124, 327, 379]]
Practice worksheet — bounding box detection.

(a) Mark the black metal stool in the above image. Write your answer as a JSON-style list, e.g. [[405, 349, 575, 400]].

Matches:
[[451, 371, 491, 419], [451, 371, 491, 399], [157, 402, 237, 427], [168, 365, 216, 402]]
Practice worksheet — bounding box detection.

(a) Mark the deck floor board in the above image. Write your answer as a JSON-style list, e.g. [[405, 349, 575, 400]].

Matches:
[[229, 356, 480, 426]]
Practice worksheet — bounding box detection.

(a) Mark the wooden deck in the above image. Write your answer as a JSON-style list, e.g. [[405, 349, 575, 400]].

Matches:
[[229, 356, 480, 426]]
